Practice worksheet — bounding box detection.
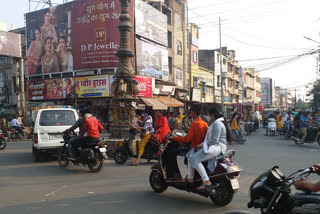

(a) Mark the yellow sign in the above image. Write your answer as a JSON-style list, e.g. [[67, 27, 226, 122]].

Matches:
[[74, 75, 110, 98]]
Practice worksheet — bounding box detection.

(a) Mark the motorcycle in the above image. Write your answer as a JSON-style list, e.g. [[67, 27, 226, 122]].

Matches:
[[57, 132, 107, 173], [293, 123, 320, 146], [0, 129, 7, 150], [262, 117, 268, 128], [8, 127, 25, 141], [114, 128, 162, 164], [267, 118, 277, 136], [245, 121, 255, 136], [149, 130, 241, 206], [226, 165, 320, 214]]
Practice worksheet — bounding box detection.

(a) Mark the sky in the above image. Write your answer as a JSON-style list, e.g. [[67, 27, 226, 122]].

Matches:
[[1, 0, 319, 99]]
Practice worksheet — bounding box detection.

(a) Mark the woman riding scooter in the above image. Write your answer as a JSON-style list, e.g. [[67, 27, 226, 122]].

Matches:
[[132, 113, 154, 166], [185, 104, 232, 191]]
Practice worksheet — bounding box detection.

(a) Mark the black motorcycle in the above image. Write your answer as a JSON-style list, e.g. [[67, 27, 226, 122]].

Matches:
[[114, 128, 161, 164], [57, 133, 107, 173], [245, 121, 255, 136], [226, 166, 320, 214], [293, 124, 320, 146]]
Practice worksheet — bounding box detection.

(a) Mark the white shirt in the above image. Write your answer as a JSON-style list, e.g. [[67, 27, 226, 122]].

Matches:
[[11, 119, 21, 127]]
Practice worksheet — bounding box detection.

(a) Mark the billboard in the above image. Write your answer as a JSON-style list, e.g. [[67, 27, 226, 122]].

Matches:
[[26, 0, 135, 76], [72, 0, 135, 70], [136, 39, 169, 81], [75, 75, 109, 98], [135, 76, 153, 98], [0, 31, 21, 58], [27, 78, 72, 100], [135, 0, 168, 46]]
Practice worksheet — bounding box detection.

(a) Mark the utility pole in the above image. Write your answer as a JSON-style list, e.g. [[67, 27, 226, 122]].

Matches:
[[16, 60, 21, 116], [21, 59, 26, 117], [219, 17, 225, 114]]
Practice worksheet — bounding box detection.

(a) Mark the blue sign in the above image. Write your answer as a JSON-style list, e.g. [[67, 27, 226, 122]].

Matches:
[[80, 93, 103, 97]]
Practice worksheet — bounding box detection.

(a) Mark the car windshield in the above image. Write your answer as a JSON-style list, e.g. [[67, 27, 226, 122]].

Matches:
[[39, 110, 76, 126]]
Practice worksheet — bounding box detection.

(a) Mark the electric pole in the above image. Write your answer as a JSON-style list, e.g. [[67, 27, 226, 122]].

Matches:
[[295, 89, 297, 109], [219, 17, 225, 114]]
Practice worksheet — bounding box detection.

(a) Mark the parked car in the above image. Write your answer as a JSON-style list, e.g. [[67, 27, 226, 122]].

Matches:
[[32, 108, 79, 161]]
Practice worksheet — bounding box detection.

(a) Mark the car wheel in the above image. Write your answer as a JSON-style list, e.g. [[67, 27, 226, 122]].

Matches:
[[32, 147, 40, 162]]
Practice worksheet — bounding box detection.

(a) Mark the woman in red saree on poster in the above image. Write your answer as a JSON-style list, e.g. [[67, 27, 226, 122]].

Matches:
[[48, 80, 62, 99], [27, 28, 44, 75], [154, 110, 171, 143], [41, 11, 57, 46], [57, 36, 73, 73], [41, 37, 60, 74]]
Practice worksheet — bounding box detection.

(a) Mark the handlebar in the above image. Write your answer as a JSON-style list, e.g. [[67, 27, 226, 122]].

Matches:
[[286, 166, 320, 185]]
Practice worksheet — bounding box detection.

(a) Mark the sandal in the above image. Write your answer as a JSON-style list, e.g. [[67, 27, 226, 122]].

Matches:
[[131, 160, 139, 166], [196, 184, 214, 191]]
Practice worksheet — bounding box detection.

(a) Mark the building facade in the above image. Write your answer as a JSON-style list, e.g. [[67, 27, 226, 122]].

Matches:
[[261, 77, 276, 108]]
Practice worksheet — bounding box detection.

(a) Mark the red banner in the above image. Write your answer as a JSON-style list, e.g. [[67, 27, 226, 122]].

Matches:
[[72, 0, 135, 70], [135, 76, 152, 98]]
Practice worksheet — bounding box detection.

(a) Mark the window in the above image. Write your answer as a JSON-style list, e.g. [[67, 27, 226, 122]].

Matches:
[[176, 40, 182, 55], [168, 57, 173, 74], [193, 51, 198, 63], [217, 54, 220, 63], [39, 110, 76, 126], [217, 75, 221, 87], [193, 76, 198, 88], [223, 58, 226, 65], [162, 6, 171, 25], [168, 31, 172, 48]]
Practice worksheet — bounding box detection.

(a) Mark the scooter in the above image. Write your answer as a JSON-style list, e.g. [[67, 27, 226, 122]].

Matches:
[[225, 165, 320, 214], [245, 121, 255, 136], [114, 128, 161, 164], [267, 118, 277, 136], [149, 130, 241, 206], [0, 129, 7, 150], [293, 123, 320, 146], [57, 132, 107, 173]]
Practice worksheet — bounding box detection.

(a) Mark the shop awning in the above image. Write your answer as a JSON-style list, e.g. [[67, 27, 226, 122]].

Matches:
[[155, 96, 184, 108], [140, 98, 168, 110]]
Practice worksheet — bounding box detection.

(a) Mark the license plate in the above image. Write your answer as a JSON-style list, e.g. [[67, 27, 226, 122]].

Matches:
[[230, 178, 240, 190], [99, 148, 106, 153], [49, 135, 55, 140]]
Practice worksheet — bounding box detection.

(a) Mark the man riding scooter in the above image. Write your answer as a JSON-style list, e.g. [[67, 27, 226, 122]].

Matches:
[[265, 111, 277, 136], [166, 104, 208, 181]]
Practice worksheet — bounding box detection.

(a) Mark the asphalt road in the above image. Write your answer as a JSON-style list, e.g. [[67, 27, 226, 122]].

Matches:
[[0, 128, 320, 214]]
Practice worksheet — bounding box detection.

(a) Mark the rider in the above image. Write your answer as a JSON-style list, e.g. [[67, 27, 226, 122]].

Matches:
[[275, 111, 282, 135], [132, 113, 154, 166], [265, 111, 277, 136], [299, 111, 313, 143], [295, 164, 320, 192], [154, 110, 171, 143], [166, 104, 208, 181], [64, 109, 86, 159], [186, 104, 232, 190], [11, 116, 23, 135]]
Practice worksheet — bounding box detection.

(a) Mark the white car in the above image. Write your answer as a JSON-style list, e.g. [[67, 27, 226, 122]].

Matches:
[[32, 108, 79, 161]]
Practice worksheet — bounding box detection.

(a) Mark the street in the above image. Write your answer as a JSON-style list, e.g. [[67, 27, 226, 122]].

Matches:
[[0, 128, 319, 214]]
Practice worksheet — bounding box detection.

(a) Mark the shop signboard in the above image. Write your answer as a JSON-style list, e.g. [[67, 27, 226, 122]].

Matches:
[[27, 81, 46, 101], [135, 0, 168, 46], [0, 31, 21, 58], [135, 75, 153, 98], [136, 38, 169, 81], [75, 75, 109, 98], [192, 88, 201, 102], [25, 0, 135, 76]]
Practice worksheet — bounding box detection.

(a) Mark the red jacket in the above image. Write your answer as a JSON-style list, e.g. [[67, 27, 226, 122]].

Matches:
[[83, 116, 103, 138]]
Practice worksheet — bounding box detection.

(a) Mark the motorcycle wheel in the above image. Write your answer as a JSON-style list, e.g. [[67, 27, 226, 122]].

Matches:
[[88, 152, 104, 173], [270, 130, 275, 136], [32, 147, 40, 162], [293, 138, 304, 146], [0, 137, 6, 150], [57, 147, 70, 167], [149, 170, 168, 193], [210, 180, 234, 206], [247, 129, 251, 136], [317, 136, 320, 146], [114, 150, 128, 164]]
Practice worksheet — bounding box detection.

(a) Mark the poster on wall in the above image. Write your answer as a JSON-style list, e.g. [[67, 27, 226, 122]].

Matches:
[[45, 79, 64, 99], [0, 31, 21, 58], [135, 0, 168, 46], [135, 76, 152, 98], [25, 0, 135, 76], [27, 81, 46, 101], [75, 75, 109, 98], [176, 68, 183, 87], [136, 39, 169, 81]]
